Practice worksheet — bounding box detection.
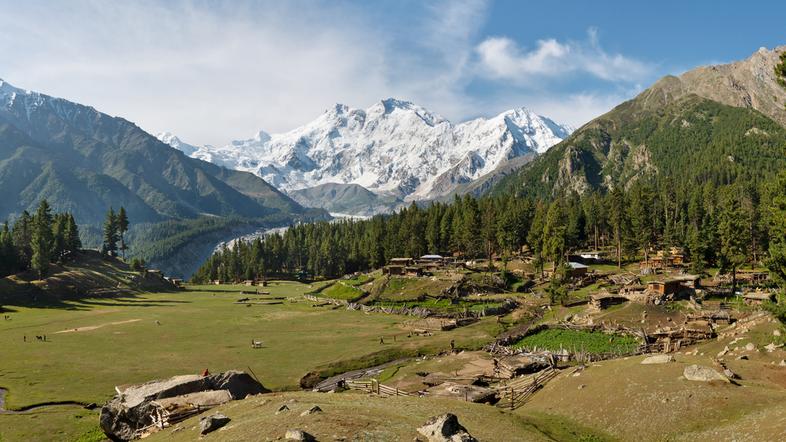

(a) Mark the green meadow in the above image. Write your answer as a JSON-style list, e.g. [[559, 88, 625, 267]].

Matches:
[[0, 282, 499, 441]]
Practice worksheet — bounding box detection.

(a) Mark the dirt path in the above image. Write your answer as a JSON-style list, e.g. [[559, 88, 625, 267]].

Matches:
[[313, 358, 411, 392], [54, 318, 141, 334]]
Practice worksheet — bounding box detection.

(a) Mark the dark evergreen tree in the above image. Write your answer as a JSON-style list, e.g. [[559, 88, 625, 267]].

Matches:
[[31, 200, 54, 279], [103, 207, 119, 255]]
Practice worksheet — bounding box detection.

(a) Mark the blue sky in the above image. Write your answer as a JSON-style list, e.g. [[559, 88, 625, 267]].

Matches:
[[0, 0, 783, 145]]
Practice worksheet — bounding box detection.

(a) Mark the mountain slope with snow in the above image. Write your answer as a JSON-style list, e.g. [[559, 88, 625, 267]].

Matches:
[[159, 99, 571, 206]]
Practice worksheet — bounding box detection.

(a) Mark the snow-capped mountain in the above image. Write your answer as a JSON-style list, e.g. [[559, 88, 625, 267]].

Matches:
[[158, 99, 571, 204]]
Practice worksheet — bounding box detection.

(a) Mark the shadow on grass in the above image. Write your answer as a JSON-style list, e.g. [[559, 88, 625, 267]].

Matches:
[[0, 291, 189, 311]]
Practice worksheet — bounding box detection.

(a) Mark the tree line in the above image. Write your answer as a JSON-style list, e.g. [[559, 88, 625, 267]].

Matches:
[[192, 170, 786, 290], [0, 200, 81, 278]]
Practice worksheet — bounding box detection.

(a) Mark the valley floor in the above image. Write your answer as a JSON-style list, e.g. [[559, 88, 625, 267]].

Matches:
[[2, 280, 786, 441]]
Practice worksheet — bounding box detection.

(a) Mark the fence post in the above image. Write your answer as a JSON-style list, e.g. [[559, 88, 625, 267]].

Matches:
[[510, 387, 514, 410]]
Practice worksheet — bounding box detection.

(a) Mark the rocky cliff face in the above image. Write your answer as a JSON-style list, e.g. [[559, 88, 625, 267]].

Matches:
[[641, 46, 786, 126]]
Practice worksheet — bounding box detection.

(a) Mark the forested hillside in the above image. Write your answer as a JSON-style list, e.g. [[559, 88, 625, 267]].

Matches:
[[491, 96, 786, 199], [192, 165, 786, 285], [0, 79, 329, 276]]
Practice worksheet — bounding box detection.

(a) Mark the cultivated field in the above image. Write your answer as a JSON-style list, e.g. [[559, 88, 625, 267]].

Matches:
[[0, 282, 500, 441]]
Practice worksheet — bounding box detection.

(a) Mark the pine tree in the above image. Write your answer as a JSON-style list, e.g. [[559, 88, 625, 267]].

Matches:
[[117, 207, 129, 259], [51, 214, 68, 262], [103, 207, 118, 255], [717, 190, 750, 296], [64, 214, 81, 253], [608, 188, 627, 268], [31, 200, 54, 279], [12, 210, 33, 269], [0, 222, 17, 277], [542, 202, 567, 272], [527, 202, 547, 278]]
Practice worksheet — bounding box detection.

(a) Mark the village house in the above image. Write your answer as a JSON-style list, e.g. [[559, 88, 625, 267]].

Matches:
[[567, 262, 589, 279], [647, 279, 683, 297], [742, 289, 775, 305], [588, 292, 629, 311], [383, 265, 405, 276]]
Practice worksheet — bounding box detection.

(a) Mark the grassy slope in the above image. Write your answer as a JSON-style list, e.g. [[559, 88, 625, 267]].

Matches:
[[519, 320, 786, 441], [146, 391, 612, 442], [0, 251, 158, 307]]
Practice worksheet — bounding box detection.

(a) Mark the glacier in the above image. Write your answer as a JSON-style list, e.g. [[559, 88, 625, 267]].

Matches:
[[158, 98, 571, 204]]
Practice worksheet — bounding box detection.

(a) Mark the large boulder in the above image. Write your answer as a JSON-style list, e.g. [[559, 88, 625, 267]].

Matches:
[[641, 354, 674, 365], [100, 370, 267, 441], [285, 429, 316, 441], [417, 414, 477, 442], [683, 365, 729, 382], [200, 413, 231, 435]]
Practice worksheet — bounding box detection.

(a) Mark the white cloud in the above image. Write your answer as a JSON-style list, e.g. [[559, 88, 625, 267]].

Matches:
[[0, 1, 394, 145], [476, 28, 652, 84], [0, 1, 653, 145]]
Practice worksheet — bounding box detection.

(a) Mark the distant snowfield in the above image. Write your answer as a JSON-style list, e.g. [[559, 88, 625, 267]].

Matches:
[[159, 98, 571, 205]]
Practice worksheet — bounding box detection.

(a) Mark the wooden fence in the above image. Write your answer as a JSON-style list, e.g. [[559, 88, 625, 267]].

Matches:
[[344, 379, 413, 397], [495, 368, 559, 410]]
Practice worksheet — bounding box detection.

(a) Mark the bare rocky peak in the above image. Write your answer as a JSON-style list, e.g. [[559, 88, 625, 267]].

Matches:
[[643, 45, 786, 126]]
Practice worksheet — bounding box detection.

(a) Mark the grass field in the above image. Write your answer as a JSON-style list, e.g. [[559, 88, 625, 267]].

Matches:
[[0, 281, 499, 441], [319, 282, 365, 300]]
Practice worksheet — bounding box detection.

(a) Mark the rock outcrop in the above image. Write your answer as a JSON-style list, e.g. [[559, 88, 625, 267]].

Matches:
[[100, 370, 267, 441], [683, 365, 729, 383], [417, 414, 477, 442]]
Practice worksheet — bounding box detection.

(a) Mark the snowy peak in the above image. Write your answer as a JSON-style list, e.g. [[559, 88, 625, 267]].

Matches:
[[160, 99, 572, 206], [156, 132, 201, 156]]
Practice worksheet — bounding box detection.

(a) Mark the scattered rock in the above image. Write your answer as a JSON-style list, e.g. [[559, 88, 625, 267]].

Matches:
[[578, 384, 586, 390], [736, 355, 749, 360], [774, 330, 782, 337], [199, 413, 231, 435], [417, 414, 477, 442], [285, 429, 316, 441], [683, 365, 729, 382], [300, 405, 323, 416], [641, 355, 674, 365], [276, 404, 290, 414], [723, 368, 738, 380], [779, 360, 786, 367], [745, 342, 756, 351], [717, 346, 730, 357], [765, 343, 779, 352]]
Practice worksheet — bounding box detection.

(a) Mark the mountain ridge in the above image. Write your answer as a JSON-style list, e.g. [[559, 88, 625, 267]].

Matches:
[[0, 78, 307, 225], [158, 99, 571, 209], [490, 45, 786, 197]]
